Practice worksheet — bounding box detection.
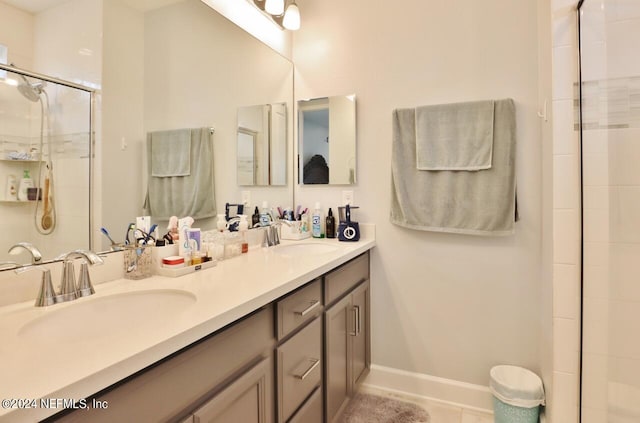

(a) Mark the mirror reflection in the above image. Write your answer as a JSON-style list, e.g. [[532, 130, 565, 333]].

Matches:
[[298, 95, 356, 185], [237, 103, 287, 186], [0, 0, 294, 264], [0, 66, 92, 263]]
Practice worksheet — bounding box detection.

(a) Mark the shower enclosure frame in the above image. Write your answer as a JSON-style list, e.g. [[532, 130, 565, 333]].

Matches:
[[0, 62, 97, 251], [576, 2, 586, 422]]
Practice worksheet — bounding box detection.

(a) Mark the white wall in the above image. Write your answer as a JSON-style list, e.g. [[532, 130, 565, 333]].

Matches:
[[0, 2, 34, 69], [294, 0, 544, 393], [100, 0, 145, 251]]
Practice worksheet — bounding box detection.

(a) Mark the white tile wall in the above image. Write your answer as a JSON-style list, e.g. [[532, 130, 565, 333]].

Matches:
[[551, 0, 582, 421]]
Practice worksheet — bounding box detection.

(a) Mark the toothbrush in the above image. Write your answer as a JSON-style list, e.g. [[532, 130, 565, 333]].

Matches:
[[100, 227, 117, 246], [143, 224, 158, 245]]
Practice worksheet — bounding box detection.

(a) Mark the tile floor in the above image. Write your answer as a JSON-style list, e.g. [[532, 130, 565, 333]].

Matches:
[[359, 385, 494, 423]]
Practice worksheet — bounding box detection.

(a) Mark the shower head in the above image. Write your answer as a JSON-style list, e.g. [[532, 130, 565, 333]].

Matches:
[[17, 75, 45, 102]]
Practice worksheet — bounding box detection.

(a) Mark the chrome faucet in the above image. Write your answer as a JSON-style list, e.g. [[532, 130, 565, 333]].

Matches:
[[8, 242, 42, 264], [262, 223, 281, 247], [56, 249, 104, 302]]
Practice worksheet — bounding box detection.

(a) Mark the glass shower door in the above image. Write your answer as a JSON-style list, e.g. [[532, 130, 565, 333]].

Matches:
[[579, 1, 640, 421]]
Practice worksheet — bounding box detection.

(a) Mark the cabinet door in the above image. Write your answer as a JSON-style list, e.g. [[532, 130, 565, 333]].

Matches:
[[350, 280, 370, 393], [324, 294, 352, 423], [193, 357, 273, 423]]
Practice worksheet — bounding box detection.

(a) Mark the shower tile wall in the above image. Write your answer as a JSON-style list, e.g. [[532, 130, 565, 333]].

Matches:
[[580, 1, 640, 422], [551, 0, 582, 422], [552, 0, 640, 421]]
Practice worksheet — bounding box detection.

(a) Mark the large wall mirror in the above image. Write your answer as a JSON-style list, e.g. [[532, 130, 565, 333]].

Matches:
[[0, 0, 294, 263], [298, 95, 356, 185]]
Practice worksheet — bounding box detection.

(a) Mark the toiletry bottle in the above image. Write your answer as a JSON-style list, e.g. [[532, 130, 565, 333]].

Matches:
[[259, 201, 271, 227], [326, 208, 336, 239], [252, 206, 260, 227], [5, 174, 17, 201], [312, 202, 324, 238], [239, 215, 249, 253], [17, 169, 34, 201]]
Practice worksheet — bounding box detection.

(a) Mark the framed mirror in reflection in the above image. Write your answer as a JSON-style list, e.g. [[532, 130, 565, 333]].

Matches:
[[298, 95, 356, 185], [237, 103, 287, 186]]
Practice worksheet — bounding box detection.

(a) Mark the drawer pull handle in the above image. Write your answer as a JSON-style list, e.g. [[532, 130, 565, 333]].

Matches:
[[294, 300, 320, 316], [295, 358, 320, 380], [349, 306, 360, 336]]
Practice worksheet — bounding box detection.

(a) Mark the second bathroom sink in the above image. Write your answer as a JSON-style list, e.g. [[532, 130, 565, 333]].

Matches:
[[273, 242, 340, 257]]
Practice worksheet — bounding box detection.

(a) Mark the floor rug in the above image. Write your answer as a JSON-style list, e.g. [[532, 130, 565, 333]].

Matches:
[[339, 393, 431, 423]]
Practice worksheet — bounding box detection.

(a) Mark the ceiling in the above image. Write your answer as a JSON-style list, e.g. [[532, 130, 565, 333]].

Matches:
[[2, 0, 183, 14]]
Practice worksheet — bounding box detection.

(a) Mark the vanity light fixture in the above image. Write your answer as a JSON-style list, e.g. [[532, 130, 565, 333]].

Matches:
[[283, 1, 300, 31], [265, 0, 284, 15], [252, 0, 300, 31]]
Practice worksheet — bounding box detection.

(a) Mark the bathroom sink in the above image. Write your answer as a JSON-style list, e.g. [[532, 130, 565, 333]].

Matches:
[[18, 289, 197, 343], [273, 243, 340, 257]]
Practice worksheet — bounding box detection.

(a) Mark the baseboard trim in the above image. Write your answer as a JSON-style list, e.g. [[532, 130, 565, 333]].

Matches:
[[361, 364, 494, 413]]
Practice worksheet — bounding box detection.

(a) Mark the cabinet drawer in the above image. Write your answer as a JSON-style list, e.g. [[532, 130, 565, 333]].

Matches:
[[276, 278, 322, 340], [324, 252, 369, 306], [277, 317, 322, 423], [288, 386, 322, 423]]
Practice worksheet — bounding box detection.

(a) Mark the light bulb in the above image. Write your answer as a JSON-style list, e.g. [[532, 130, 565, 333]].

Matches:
[[265, 0, 284, 15], [283, 2, 300, 30]]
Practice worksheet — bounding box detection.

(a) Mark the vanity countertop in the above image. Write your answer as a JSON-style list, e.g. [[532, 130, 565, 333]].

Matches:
[[0, 232, 375, 422]]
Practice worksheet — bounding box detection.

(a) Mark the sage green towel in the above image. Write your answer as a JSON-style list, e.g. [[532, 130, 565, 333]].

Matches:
[[143, 127, 215, 220], [150, 129, 191, 177], [415, 100, 494, 170], [390, 98, 516, 236]]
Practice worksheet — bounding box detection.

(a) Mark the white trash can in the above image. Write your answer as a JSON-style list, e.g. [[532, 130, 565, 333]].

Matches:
[[490, 365, 545, 423]]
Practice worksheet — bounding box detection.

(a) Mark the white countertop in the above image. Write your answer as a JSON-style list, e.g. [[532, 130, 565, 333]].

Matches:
[[0, 233, 375, 422]]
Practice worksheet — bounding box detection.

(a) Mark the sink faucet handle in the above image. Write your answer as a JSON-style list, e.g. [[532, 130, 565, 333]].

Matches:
[[58, 261, 78, 302], [14, 266, 57, 307], [76, 261, 95, 298]]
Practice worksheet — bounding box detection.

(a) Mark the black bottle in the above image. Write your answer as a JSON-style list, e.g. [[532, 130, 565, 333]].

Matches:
[[251, 206, 260, 228], [325, 208, 336, 238]]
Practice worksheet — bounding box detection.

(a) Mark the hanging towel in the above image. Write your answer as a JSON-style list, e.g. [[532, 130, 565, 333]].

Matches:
[[143, 127, 215, 220], [150, 129, 191, 177], [415, 100, 494, 170], [390, 98, 517, 236]]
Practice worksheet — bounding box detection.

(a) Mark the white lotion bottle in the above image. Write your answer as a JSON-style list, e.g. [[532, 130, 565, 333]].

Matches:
[[5, 174, 17, 201]]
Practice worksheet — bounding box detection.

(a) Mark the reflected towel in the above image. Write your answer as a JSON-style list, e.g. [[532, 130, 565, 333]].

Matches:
[[391, 99, 517, 236], [415, 100, 494, 170], [143, 128, 215, 220], [150, 129, 191, 177]]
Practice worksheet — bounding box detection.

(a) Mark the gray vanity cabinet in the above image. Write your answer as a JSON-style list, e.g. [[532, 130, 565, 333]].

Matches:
[[49, 251, 370, 423], [53, 306, 275, 423], [323, 253, 371, 423]]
